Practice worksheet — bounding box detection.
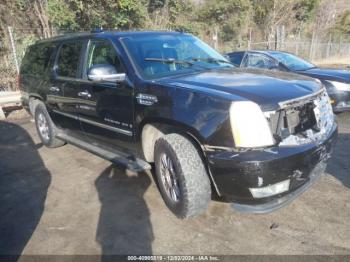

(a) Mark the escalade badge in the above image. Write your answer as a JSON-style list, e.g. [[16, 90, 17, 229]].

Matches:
[[136, 93, 158, 106]]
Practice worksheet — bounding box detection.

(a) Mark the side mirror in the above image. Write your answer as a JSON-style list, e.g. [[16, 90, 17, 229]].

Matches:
[[87, 64, 126, 83]]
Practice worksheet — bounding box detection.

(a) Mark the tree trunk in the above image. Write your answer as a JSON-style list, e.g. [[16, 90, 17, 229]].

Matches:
[[33, 0, 51, 38]]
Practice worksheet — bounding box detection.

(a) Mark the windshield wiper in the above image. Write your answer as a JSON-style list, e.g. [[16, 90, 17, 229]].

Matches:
[[145, 58, 194, 66], [144, 57, 210, 70], [191, 57, 234, 66]]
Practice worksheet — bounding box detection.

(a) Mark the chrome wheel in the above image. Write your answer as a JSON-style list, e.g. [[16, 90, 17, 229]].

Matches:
[[37, 113, 50, 141], [160, 153, 180, 202]]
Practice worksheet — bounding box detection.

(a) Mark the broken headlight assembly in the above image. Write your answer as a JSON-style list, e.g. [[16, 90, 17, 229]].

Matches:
[[230, 90, 334, 148], [266, 90, 334, 146], [229, 101, 274, 148]]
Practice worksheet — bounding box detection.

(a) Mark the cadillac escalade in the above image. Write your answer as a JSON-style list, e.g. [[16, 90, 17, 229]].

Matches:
[[19, 30, 337, 218]]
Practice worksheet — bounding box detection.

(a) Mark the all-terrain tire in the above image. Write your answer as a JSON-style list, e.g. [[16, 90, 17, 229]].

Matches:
[[34, 102, 65, 148], [154, 133, 211, 219]]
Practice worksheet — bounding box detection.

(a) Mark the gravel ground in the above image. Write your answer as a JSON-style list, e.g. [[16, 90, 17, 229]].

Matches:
[[0, 110, 349, 256]]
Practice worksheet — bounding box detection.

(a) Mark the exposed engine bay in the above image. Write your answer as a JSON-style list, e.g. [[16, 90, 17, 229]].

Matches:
[[265, 89, 334, 146]]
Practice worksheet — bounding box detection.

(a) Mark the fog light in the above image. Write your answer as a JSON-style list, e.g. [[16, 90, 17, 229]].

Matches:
[[249, 179, 290, 198]]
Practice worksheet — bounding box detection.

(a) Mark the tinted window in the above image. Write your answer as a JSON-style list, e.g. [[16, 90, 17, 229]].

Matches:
[[228, 52, 245, 66], [56, 41, 83, 78], [21, 44, 55, 75], [244, 53, 275, 69], [86, 40, 124, 73]]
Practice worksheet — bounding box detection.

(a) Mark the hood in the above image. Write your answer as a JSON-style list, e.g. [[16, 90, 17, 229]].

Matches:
[[158, 68, 322, 111], [299, 67, 350, 83]]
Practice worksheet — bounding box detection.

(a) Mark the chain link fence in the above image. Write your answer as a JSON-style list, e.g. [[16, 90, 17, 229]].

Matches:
[[247, 41, 350, 62], [0, 27, 41, 91], [1, 27, 350, 92]]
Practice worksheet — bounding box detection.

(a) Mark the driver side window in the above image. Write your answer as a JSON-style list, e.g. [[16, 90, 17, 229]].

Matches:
[[86, 40, 124, 74]]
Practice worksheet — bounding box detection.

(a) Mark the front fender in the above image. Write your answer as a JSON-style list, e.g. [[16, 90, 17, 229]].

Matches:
[[134, 82, 234, 147]]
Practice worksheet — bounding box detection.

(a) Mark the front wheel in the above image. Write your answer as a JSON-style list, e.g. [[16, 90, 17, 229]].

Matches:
[[154, 134, 211, 219]]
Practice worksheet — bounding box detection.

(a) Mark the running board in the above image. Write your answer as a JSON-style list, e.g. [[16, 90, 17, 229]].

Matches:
[[56, 133, 151, 172]]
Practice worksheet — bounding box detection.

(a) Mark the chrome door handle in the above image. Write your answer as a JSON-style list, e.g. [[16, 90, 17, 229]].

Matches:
[[49, 86, 60, 92], [77, 91, 92, 99]]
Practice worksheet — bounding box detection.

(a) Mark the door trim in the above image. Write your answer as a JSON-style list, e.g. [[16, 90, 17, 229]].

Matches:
[[52, 109, 133, 136]]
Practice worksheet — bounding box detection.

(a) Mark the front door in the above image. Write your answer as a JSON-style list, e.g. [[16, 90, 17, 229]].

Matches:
[[77, 39, 135, 152]]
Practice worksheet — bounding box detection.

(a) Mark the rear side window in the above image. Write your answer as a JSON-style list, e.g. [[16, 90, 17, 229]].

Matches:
[[21, 44, 55, 75], [56, 41, 83, 78], [228, 52, 245, 66], [243, 53, 275, 69]]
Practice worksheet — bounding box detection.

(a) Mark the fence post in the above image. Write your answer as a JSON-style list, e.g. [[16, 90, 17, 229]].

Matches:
[[326, 34, 332, 59], [7, 26, 19, 74], [213, 27, 218, 50]]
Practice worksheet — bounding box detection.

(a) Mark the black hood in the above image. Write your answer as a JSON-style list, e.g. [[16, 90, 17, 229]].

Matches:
[[158, 68, 322, 111], [299, 67, 350, 83]]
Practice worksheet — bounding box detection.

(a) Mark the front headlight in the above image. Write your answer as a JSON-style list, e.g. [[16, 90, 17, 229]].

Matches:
[[229, 101, 274, 148], [329, 81, 350, 92]]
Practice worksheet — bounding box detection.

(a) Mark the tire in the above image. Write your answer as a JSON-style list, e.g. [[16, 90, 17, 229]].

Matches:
[[34, 102, 65, 148], [154, 134, 211, 219]]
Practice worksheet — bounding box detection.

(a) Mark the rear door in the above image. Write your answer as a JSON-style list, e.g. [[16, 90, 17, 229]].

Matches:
[[49, 40, 86, 135], [77, 38, 135, 152]]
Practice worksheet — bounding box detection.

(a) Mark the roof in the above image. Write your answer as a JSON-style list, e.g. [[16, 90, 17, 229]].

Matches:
[[35, 30, 188, 45], [226, 50, 289, 55]]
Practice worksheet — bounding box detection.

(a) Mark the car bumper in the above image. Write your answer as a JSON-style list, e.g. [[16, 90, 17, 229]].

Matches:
[[205, 123, 338, 213], [329, 91, 350, 112]]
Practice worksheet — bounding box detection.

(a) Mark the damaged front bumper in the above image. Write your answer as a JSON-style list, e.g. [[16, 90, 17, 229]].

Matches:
[[206, 122, 337, 213]]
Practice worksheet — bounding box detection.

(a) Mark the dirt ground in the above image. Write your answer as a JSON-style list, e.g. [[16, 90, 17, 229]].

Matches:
[[0, 110, 349, 256]]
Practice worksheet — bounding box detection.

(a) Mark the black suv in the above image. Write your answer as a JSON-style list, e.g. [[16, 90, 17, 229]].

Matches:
[[20, 31, 337, 218]]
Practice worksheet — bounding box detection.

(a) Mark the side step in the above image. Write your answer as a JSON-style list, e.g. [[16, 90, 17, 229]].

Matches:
[[56, 133, 151, 172]]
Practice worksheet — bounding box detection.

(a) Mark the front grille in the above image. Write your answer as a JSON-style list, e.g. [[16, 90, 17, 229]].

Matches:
[[268, 89, 334, 146]]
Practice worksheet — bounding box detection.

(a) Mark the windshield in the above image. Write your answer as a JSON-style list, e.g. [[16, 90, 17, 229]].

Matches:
[[120, 34, 233, 79], [268, 52, 315, 71]]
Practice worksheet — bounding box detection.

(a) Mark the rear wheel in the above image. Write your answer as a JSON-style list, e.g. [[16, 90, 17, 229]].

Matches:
[[154, 134, 211, 219], [34, 102, 65, 148]]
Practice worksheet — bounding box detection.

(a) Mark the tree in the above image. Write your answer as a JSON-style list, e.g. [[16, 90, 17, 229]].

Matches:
[[46, 0, 149, 31], [197, 0, 252, 46], [333, 10, 350, 39]]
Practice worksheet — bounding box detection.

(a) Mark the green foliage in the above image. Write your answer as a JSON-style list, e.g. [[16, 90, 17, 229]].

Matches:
[[334, 11, 350, 37], [48, 0, 77, 30], [1, 0, 345, 52], [250, 0, 272, 26], [148, 0, 166, 13], [293, 0, 320, 22], [46, 0, 149, 30], [15, 33, 39, 63], [198, 0, 252, 42]]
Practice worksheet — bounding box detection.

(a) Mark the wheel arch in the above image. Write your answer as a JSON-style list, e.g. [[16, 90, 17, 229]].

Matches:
[[139, 118, 221, 196], [139, 118, 205, 161], [28, 94, 44, 115]]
